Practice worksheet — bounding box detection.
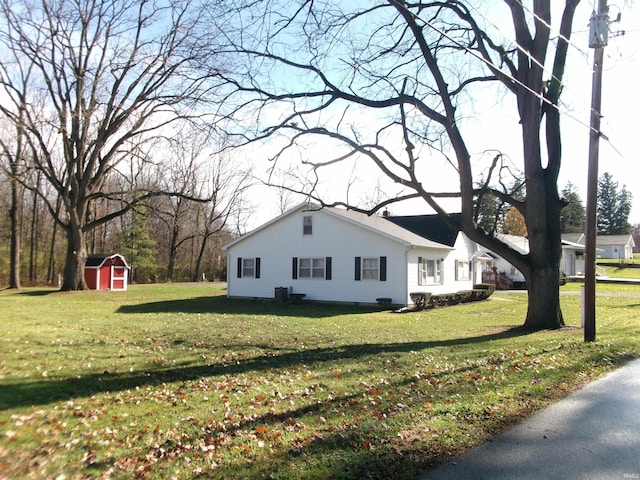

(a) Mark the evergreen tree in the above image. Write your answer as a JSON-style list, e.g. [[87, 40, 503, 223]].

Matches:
[[560, 182, 585, 233], [597, 173, 632, 234], [612, 187, 633, 234], [475, 190, 505, 235], [120, 206, 158, 283]]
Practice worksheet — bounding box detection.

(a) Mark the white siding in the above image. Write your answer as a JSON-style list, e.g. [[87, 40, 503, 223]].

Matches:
[[406, 233, 475, 297], [493, 257, 525, 282], [599, 243, 633, 260], [226, 208, 409, 305], [561, 248, 586, 276]]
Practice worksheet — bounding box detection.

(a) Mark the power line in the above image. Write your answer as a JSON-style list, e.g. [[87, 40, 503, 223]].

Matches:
[[514, 0, 593, 60], [470, 2, 624, 159], [468, 2, 591, 85], [396, 3, 591, 127], [392, 1, 622, 153]]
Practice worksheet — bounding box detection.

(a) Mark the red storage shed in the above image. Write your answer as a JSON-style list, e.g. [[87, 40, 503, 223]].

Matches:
[[84, 254, 130, 291]]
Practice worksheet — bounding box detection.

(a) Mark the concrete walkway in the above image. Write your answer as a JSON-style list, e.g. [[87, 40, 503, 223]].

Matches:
[[420, 358, 640, 480]]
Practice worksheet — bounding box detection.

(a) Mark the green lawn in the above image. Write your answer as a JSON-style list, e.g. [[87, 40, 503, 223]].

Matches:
[[1, 283, 639, 479], [599, 265, 640, 279], [597, 253, 640, 279]]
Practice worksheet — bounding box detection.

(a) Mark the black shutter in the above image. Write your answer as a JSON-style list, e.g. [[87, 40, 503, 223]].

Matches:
[[255, 257, 261, 279], [325, 257, 332, 280], [237, 257, 242, 278], [418, 257, 423, 285], [355, 257, 361, 281], [380, 256, 387, 282], [292, 257, 298, 279]]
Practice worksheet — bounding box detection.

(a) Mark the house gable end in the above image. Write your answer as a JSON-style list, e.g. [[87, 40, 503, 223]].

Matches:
[[224, 203, 454, 252]]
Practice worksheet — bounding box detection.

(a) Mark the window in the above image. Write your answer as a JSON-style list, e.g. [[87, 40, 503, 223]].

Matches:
[[362, 258, 379, 280], [455, 260, 470, 281], [292, 257, 331, 280], [418, 257, 442, 285], [237, 257, 260, 278], [303, 216, 313, 235], [299, 258, 325, 278], [355, 256, 387, 281], [243, 258, 255, 277]]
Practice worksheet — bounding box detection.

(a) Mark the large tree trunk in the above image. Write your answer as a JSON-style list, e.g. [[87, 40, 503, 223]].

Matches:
[[525, 267, 564, 330], [520, 175, 565, 329], [61, 225, 87, 291], [523, 248, 564, 330], [514, 0, 566, 330]]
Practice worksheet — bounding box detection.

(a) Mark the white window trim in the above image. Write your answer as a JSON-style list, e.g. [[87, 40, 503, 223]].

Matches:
[[299, 257, 325, 279], [242, 258, 256, 278], [419, 258, 443, 285], [455, 260, 471, 281], [303, 215, 313, 235], [361, 257, 379, 280]]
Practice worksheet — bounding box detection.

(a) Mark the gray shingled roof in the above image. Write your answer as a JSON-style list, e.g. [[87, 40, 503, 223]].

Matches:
[[596, 235, 635, 247], [224, 203, 455, 251], [324, 207, 454, 250]]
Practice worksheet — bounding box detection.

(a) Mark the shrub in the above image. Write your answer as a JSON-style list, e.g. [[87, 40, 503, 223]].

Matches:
[[409, 292, 432, 310], [473, 283, 496, 295], [458, 290, 475, 303]]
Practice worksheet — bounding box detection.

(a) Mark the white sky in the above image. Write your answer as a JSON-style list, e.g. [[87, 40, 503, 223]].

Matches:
[[242, 1, 640, 232]]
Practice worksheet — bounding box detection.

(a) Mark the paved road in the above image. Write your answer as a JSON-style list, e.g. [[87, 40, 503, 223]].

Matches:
[[419, 358, 640, 480]]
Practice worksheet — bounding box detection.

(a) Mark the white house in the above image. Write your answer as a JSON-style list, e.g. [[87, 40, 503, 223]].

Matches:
[[223, 203, 483, 306], [596, 235, 635, 260], [563, 233, 635, 261], [480, 234, 588, 286], [560, 239, 587, 276], [478, 234, 528, 286]]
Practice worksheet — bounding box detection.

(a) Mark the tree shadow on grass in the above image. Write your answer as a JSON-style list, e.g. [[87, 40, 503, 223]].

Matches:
[[0, 327, 528, 410], [116, 295, 383, 318], [15, 289, 59, 296], [611, 303, 640, 308]]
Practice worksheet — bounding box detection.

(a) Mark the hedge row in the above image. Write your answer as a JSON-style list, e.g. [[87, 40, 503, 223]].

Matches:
[[412, 283, 496, 310]]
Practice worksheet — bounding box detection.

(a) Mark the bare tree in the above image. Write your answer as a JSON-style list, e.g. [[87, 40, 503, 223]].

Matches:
[[192, 149, 253, 282], [211, 0, 581, 330], [153, 133, 203, 281], [0, 0, 226, 290], [0, 111, 28, 289], [140, 126, 252, 282]]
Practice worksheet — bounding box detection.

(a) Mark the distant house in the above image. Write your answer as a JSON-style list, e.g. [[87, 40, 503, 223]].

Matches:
[[479, 234, 587, 287], [84, 254, 129, 291], [596, 235, 635, 260], [223, 203, 485, 306], [478, 234, 528, 288], [562, 233, 635, 260]]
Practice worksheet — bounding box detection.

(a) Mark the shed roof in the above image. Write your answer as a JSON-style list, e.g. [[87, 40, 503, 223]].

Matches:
[[85, 253, 129, 268]]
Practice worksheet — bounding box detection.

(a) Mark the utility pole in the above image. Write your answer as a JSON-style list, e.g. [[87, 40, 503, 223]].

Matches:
[[584, 0, 609, 342]]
